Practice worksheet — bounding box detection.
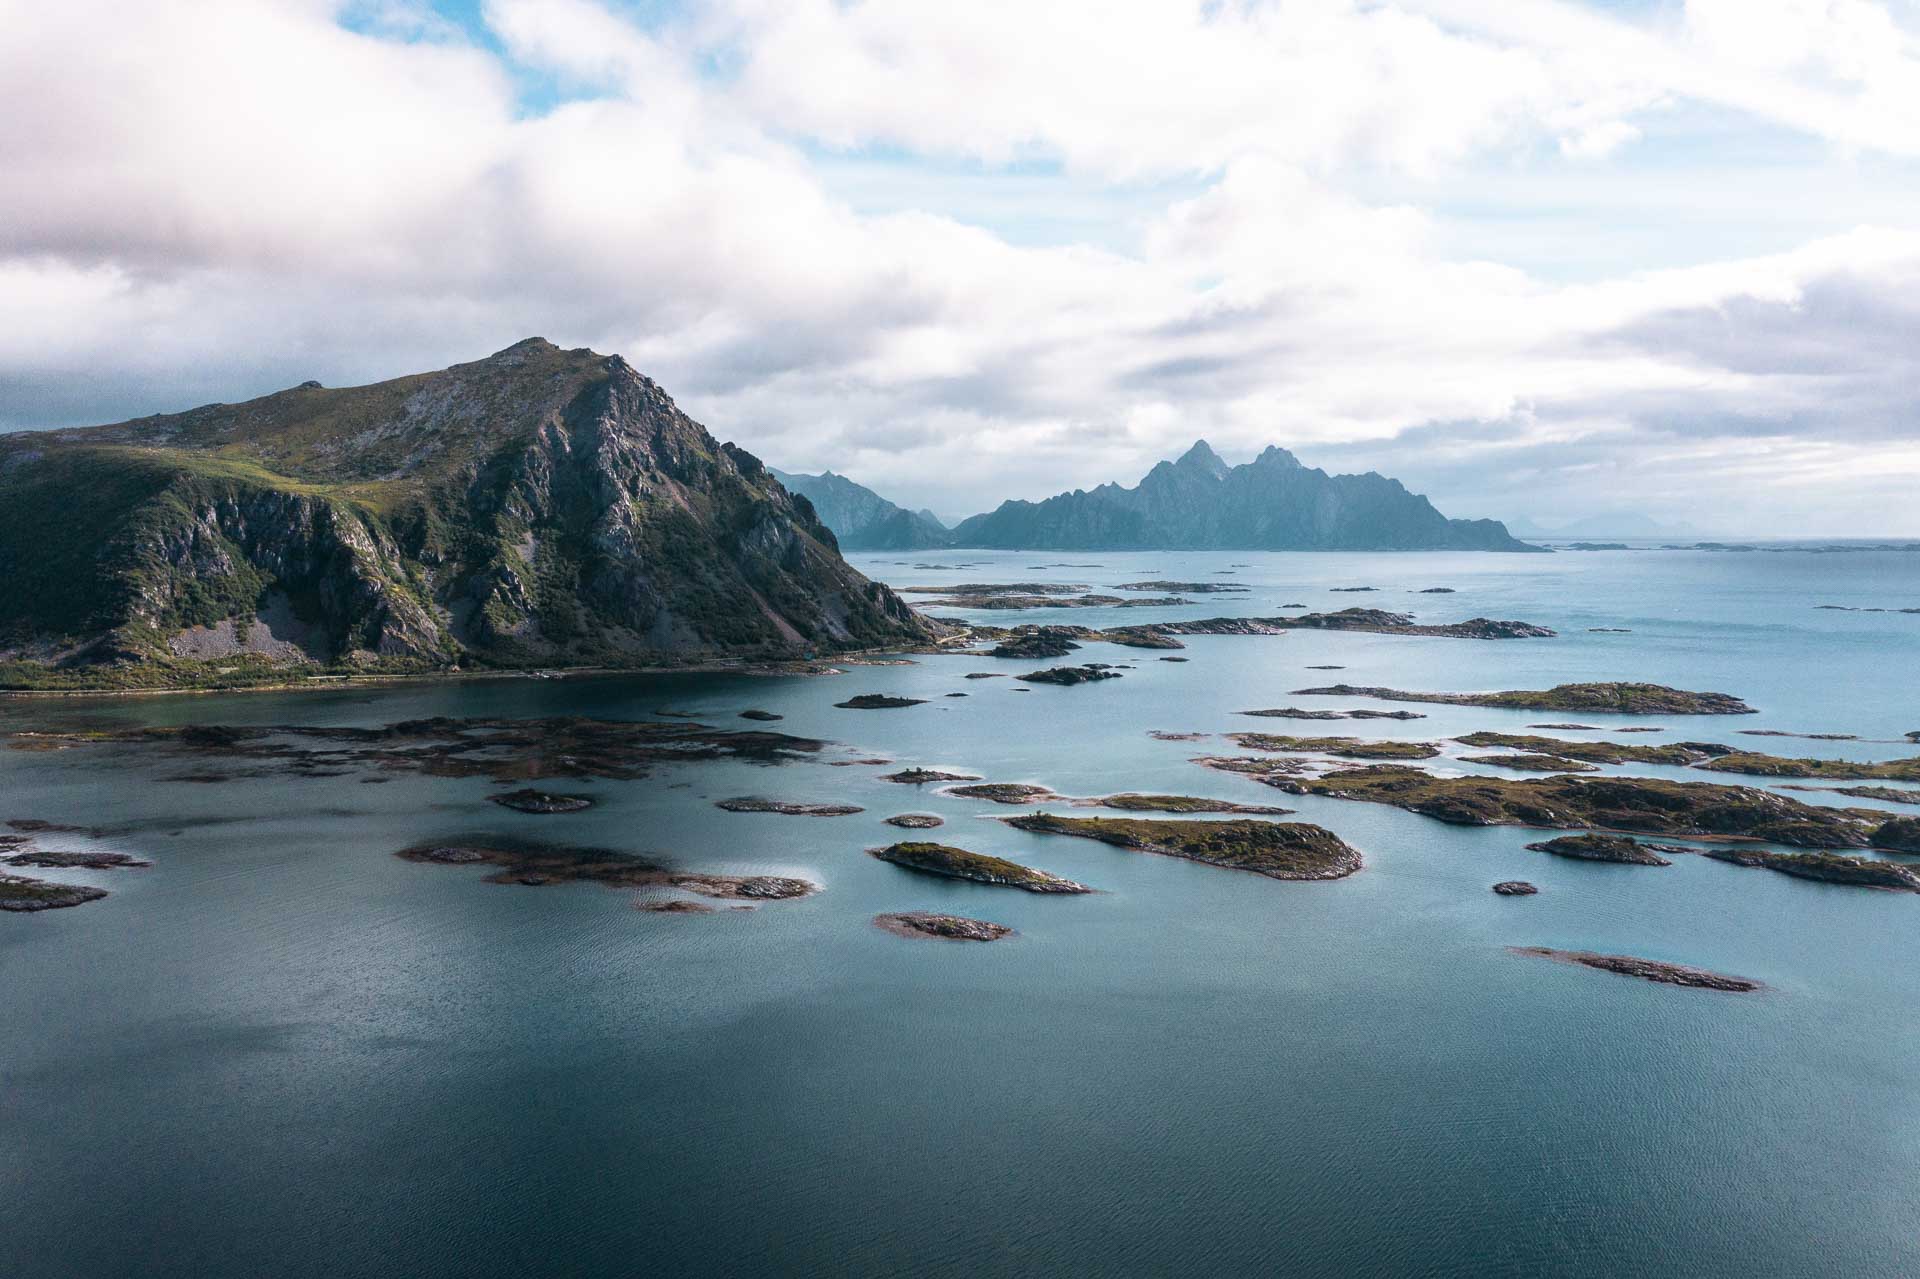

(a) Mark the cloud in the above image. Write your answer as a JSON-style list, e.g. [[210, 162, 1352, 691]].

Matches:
[[2, 0, 1920, 532]]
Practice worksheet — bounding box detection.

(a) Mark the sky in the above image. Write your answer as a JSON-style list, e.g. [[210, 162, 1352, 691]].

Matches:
[[3, 1, 1920, 532]]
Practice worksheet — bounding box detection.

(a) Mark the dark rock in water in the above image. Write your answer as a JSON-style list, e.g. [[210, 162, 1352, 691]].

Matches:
[[0, 873, 109, 912], [1159, 656, 1189, 662], [489, 788, 595, 814], [6, 819, 91, 834], [54, 716, 829, 784], [946, 783, 1056, 805], [1419, 587, 1456, 593], [989, 631, 1082, 660], [1908, 731, 1920, 744], [1330, 587, 1378, 592], [3, 849, 150, 869], [1006, 813, 1362, 880], [715, 797, 863, 816], [1871, 816, 1920, 851], [738, 709, 783, 721], [875, 911, 1013, 942], [1527, 834, 1672, 865], [870, 842, 1091, 893], [407, 845, 492, 864], [1289, 682, 1755, 715], [882, 768, 981, 784], [1149, 731, 1210, 741], [963, 672, 1007, 679], [1706, 847, 1920, 890], [885, 814, 944, 829], [638, 898, 715, 914], [834, 694, 925, 709], [944, 692, 968, 698], [1492, 881, 1538, 895], [1111, 580, 1248, 593], [1305, 665, 1345, 670], [1531, 723, 1599, 730], [1018, 666, 1122, 686], [1512, 947, 1761, 992]]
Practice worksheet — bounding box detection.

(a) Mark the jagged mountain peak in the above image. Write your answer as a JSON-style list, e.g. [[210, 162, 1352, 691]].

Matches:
[[1175, 439, 1231, 477], [949, 441, 1536, 551]]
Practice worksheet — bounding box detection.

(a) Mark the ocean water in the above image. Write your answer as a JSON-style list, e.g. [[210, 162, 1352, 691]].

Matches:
[[2, 546, 1917, 1278]]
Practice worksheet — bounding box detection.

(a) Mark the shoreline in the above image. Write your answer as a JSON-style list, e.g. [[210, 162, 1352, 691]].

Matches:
[[0, 647, 931, 703]]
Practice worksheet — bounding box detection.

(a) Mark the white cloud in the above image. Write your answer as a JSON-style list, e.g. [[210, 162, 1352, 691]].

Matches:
[[2, 0, 1920, 533]]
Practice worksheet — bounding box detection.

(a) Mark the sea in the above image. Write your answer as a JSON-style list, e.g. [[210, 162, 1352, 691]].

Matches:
[[3, 544, 1917, 1278]]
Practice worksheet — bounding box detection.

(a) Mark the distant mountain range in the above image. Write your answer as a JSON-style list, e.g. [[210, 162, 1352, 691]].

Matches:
[[768, 468, 952, 550], [0, 339, 932, 687], [797, 441, 1533, 552], [1507, 512, 1706, 541]]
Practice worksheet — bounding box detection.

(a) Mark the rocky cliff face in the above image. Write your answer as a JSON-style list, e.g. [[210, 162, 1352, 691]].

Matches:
[[768, 468, 952, 550], [951, 440, 1536, 551], [0, 339, 933, 684]]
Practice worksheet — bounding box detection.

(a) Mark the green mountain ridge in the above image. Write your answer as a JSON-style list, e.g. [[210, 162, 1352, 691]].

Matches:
[[0, 339, 933, 689]]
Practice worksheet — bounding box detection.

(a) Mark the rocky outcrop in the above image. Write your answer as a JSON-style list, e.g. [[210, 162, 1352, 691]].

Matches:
[[1511, 947, 1762, 992], [949, 440, 1538, 551], [869, 842, 1092, 892], [875, 911, 1013, 941], [1526, 834, 1673, 865], [1017, 666, 1122, 685], [1006, 812, 1361, 880], [1267, 767, 1901, 849], [1704, 848, 1920, 891], [1291, 683, 1755, 715]]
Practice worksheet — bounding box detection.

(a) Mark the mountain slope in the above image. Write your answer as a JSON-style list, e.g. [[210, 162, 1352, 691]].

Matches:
[[951, 441, 1536, 551], [768, 468, 952, 550], [0, 339, 933, 688]]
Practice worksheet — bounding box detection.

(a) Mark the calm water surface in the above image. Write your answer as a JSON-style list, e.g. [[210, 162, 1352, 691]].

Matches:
[[3, 546, 1917, 1277]]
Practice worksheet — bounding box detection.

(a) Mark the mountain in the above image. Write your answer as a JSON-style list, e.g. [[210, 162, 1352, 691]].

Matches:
[[0, 338, 933, 688], [950, 441, 1538, 551], [767, 468, 952, 550], [1509, 512, 1705, 540]]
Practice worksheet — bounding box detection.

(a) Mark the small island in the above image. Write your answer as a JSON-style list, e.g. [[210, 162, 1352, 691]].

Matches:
[[882, 768, 983, 784], [884, 814, 944, 829], [1, 872, 110, 912], [1291, 682, 1756, 715], [1492, 881, 1538, 895], [1228, 733, 1441, 761], [489, 788, 595, 814], [398, 840, 817, 899], [1703, 848, 1920, 891], [1463, 753, 1600, 773], [1526, 834, 1673, 865], [1005, 813, 1361, 880], [715, 797, 864, 816], [874, 911, 1013, 942], [834, 694, 926, 709], [945, 783, 1057, 804], [1018, 666, 1123, 686], [870, 842, 1092, 893], [1511, 946, 1762, 992]]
